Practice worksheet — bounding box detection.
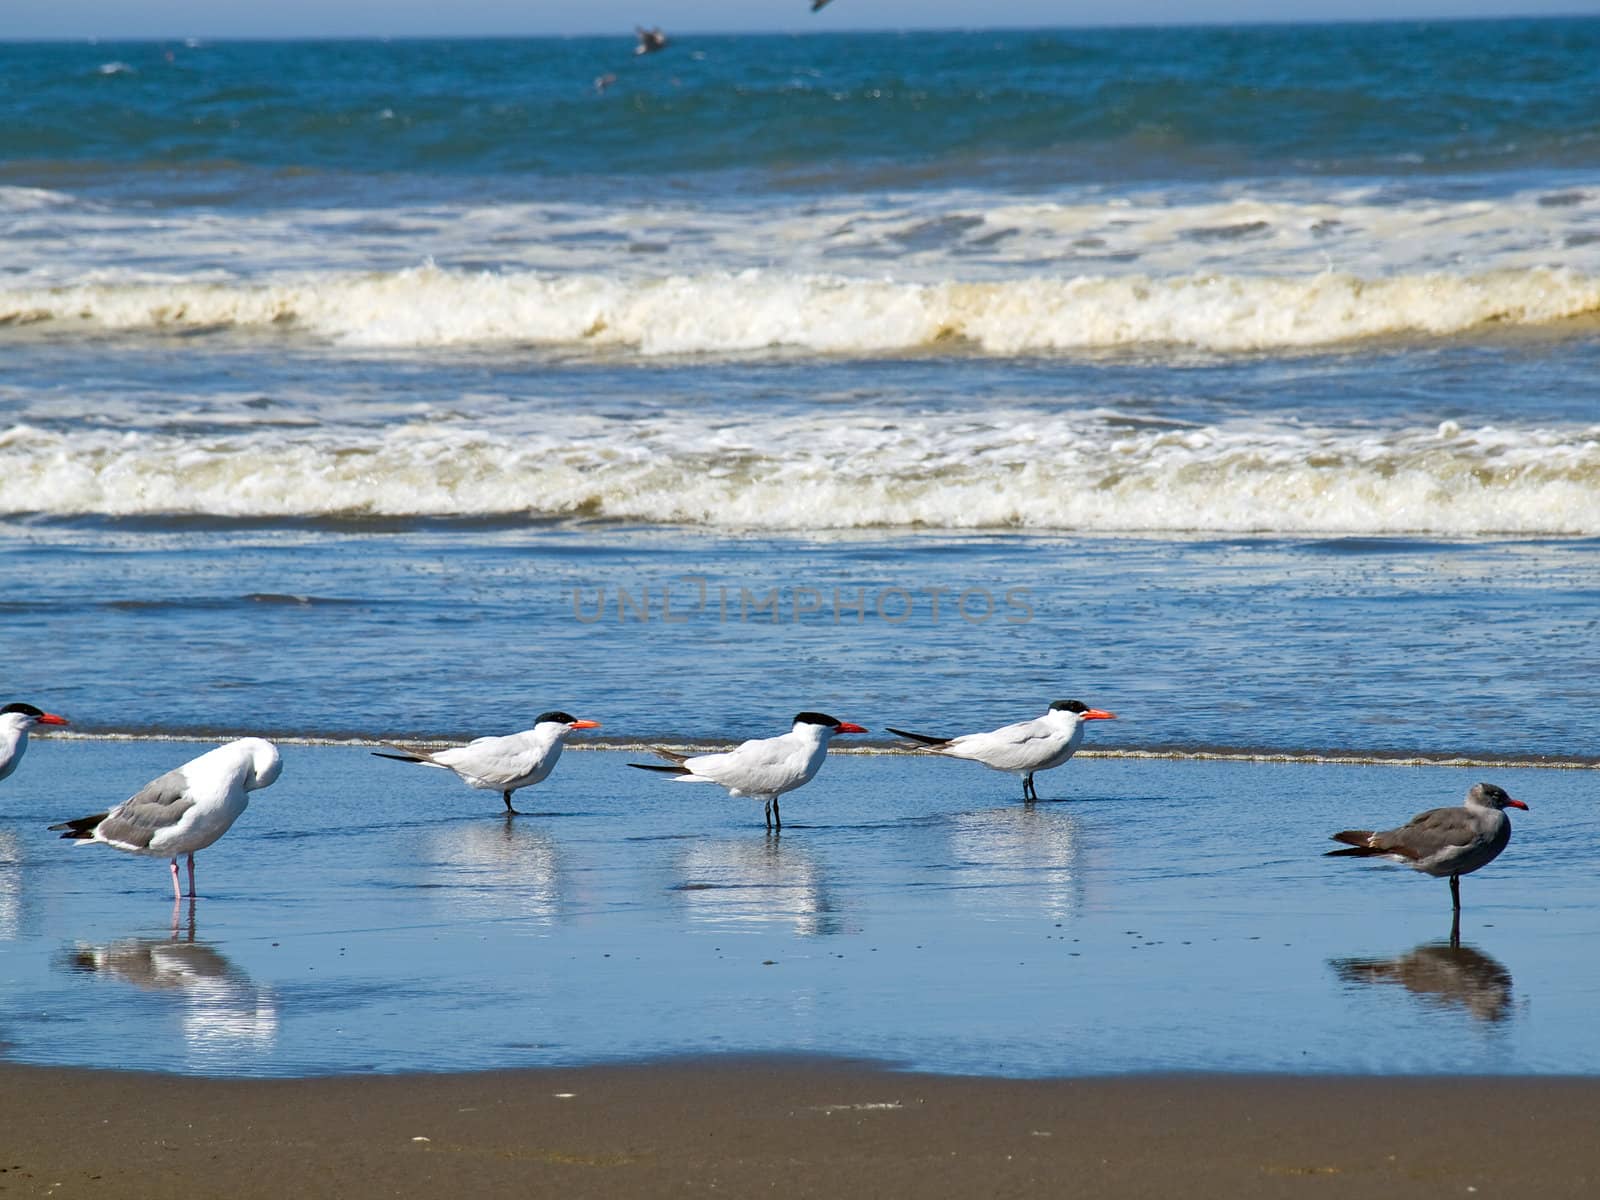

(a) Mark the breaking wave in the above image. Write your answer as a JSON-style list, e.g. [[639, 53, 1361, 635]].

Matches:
[[4, 264, 1598, 355], [4, 415, 1599, 534]]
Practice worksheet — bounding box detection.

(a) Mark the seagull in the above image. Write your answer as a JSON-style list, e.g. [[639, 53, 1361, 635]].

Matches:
[[372, 711, 601, 815], [49, 738, 282, 901], [0, 702, 70, 785], [629, 711, 867, 830], [1326, 783, 1528, 919], [634, 26, 668, 55], [887, 699, 1116, 800]]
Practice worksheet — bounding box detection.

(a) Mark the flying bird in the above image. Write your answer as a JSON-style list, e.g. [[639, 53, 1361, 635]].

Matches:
[[1326, 782, 1528, 916], [812, 0, 836, 10], [50, 738, 282, 901], [373, 711, 600, 814], [887, 699, 1116, 800], [0, 702, 69, 785], [635, 26, 668, 55], [629, 711, 866, 829]]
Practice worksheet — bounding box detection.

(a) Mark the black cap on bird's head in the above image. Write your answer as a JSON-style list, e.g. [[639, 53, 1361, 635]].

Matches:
[[793, 711, 868, 734], [535, 710, 602, 732], [1, 702, 68, 726], [1049, 699, 1117, 721]]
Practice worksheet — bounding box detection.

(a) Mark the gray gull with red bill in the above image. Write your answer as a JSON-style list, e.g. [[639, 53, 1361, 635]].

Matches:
[[1326, 782, 1528, 914]]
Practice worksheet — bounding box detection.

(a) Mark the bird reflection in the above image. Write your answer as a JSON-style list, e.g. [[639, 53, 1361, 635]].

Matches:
[[947, 804, 1085, 921], [62, 902, 278, 1060], [1331, 941, 1514, 1024], [0, 831, 22, 940], [426, 815, 566, 923], [674, 836, 839, 936]]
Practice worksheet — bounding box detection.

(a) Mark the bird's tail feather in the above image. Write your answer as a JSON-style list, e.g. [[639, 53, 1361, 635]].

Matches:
[[1325, 830, 1381, 858], [49, 812, 107, 840], [886, 726, 949, 748], [651, 747, 691, 764]]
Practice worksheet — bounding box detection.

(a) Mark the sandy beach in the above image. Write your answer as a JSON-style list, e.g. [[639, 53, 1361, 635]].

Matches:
[[5, 1060, 1599, 1198]]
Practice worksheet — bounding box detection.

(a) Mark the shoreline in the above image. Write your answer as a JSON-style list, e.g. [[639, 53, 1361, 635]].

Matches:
[[6, 1059, 1600, 1198], [26, 730, 1600, 770]]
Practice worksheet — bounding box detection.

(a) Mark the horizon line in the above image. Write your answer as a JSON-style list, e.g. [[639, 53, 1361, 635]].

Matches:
[[3, 10, 1595, 45]]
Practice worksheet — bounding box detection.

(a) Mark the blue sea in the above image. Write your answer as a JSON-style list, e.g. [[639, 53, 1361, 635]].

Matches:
[[2, 19, 1599, 1077]]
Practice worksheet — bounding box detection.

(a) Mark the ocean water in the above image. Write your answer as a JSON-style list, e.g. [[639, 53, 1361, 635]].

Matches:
[[3, 19, 1600, 1076], [0, 742, 1593, 1078]]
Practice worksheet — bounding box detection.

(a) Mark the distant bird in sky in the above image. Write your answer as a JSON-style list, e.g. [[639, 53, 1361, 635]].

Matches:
[[629, 711, 867, 830], [1326, 782, 1528, 919], [888, 699, 1116, 801], [812, 0, 836, 10], [50, 738, 282, 901], [373, 711, 601, 815], [635, 26, 668, 55], [0, 702, 69, 786]]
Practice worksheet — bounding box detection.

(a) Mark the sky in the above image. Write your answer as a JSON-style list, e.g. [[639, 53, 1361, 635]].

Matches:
[[4, 0, 1591, 39]]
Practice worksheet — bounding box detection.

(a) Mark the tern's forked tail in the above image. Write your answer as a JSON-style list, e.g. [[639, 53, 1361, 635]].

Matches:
[[886, 727, 950, 748]]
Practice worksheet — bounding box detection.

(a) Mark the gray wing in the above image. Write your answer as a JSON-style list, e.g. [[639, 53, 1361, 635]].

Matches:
[[95, 769, 195, 850], [1374, 807, 1480, 858]]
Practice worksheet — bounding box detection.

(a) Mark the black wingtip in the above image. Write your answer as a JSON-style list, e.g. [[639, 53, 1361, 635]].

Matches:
[[886, 726, 949, 747], [48, 812, 107, 839], [628, 763, 691, 774], [371, 750, 424, 763]]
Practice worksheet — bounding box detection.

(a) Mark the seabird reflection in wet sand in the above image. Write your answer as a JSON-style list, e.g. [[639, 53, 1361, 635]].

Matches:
[[62, 905, 278, 1062], [673, 837, 840, 936], [1331, 940, 1514, 1024], [947, 804, 1086, 923], [425, 815, 568, 924]]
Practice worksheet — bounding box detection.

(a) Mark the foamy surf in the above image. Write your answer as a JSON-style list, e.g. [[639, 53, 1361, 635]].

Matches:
[[4, 265, 1598, 355], [5, 414, 1600, 533]]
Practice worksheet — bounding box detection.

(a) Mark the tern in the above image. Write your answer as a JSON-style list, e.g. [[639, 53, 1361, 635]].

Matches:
[[0, 702, 70, 785], [49, 738, 282, 901], [887, 699, 1116, 800], [1326, 782, 1528, 921], [373, 711, 601, 815], [629, 711, 867, 830], [634, 26, 668, 55]]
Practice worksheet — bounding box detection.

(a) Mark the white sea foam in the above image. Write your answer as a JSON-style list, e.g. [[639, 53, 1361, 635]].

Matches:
[[4, 264, 1598, 354], [5, 413, 1599, 533]]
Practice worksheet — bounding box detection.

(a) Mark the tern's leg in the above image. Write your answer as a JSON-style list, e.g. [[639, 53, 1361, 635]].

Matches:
[[763, 799, 772, 829], [186, 853, 196, 899], [1023, 772, 1036, 801], [503, 789, 521, 816], [1450, 907, 1461, 950], [169, 858, 182, 902], [773, 796, 781, 831], [1450, 874, 1461, 913]]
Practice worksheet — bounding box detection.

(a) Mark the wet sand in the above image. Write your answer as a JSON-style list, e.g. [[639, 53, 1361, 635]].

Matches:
[[4, 1060, 1598, 1198]]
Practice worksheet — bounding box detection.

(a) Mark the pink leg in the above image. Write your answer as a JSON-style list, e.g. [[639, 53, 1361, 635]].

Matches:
[[169, 858, 181, 902], [186, 853, 196, 899]]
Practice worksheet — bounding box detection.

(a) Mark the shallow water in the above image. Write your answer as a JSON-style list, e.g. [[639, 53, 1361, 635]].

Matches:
[[0, 741, 1589, 1077]]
